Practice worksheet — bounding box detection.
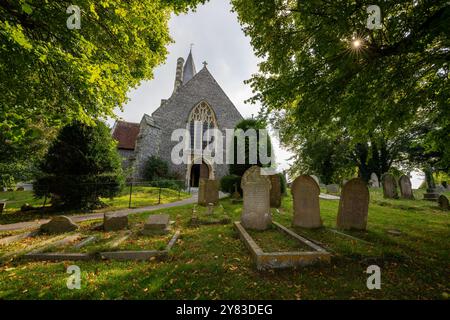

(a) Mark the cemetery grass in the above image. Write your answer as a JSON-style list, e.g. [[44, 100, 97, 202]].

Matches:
[[0, 187, 190, 225], [0, 189, 449, 299]]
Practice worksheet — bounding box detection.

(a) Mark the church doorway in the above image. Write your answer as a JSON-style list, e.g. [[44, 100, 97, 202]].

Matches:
[[190, 162, 209, 187]]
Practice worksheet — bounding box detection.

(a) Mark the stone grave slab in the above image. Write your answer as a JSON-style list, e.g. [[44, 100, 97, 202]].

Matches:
[[142, 214, 170, 235], [104, 212, 128, 231], [40, 216, 78, 234], [234, 221, 330, 270]]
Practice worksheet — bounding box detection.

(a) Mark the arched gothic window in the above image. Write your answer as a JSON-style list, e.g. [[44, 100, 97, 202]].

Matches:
[[188, 101, 218, 150]]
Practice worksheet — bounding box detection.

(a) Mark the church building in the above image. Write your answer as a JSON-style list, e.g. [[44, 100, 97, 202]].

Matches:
[[112, 50, 243, 187]]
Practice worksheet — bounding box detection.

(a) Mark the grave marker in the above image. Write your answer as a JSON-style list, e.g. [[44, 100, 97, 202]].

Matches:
[[337, 178, 370, 230], [291, 175, 322, 228]]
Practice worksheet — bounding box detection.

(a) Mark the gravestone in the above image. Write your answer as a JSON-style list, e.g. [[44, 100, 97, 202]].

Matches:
[[104, 212, 128, 231], [310, 175, 320, 187], [207, 203, 214, 215], [231, 183, 241, 199], [291, 175, 322, 228], [0, 201, 5, 214], [337, 178, 370, 230], [269, 174, 282, 208], [326, 184, 340, 194], [382, 174, 399, 199], [399, 175, 414, 199], [436, 185, 445, 193], [241, 166, 272, 230], [438, 195, 449, 211], [423, 167, 440, 201], [369, 173, 380, 188], [143, 214, 170, 234], [198, 179, 219, 206], [40, 216, 78, 234]]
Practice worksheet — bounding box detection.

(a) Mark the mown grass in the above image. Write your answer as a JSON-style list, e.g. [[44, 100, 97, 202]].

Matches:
[[0, 188, 448, 300], [0, 187, 190, 225]]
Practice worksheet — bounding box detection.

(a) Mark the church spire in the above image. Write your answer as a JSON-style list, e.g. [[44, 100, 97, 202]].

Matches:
[[182, 49, 197, 84]]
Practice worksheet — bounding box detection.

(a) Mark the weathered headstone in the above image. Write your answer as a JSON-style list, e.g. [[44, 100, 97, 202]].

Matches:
[[103, 212, 128, 231], [0, 201, 5, 214], [142, 214, 170, 234], [436, 185, 445, 193], [337, 178, 370, 230], [269, 174, 281, 208], [438, 195, 449, 211], [369, 173, 380, 188], [326, 184, 340, 194], [241, 166, 272, 230], [423, 167, 440, 201], [399, 175, 414, 199], [382, 173, 399, 199], [291, 175, 322, 228], [40, 216, 78, 234], [198, 179, 219, 206]]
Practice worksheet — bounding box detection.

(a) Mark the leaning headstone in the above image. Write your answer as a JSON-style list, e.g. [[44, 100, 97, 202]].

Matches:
[[241, 166, 272, 230], [399, 175, 414, 199], [103, 212, 128, 231], [291, 175, 322, 228], [326, 184, 340, 194], [337, 178, 369, 230], [198, 179, 219, 206], [369, 173, 380, 188], [40, 216, 78, 234], [382, 173, 398, 199], [269, 174, 282, 208], [142, 214, 170, 235], [438, 195, 449, 211]]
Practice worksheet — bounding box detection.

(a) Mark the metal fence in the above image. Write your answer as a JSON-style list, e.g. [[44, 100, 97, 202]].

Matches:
[[0, 179, 189, 213]]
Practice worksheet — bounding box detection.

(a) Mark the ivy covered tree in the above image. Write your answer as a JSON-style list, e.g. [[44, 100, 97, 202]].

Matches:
[[232, 0, 449, 174], [0, 0, 205, 163], [34, 121, 124, 210]]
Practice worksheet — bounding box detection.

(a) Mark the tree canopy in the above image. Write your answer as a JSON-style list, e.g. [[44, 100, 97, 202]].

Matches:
[[232, 0, 449, 173], [0, 0, 205, 162]]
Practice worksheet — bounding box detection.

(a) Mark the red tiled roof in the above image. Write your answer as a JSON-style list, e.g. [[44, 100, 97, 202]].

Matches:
[[112, 121, 140, 150]]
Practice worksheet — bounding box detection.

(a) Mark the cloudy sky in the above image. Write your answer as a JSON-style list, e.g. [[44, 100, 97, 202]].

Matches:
[[112, 0, 294, 172]]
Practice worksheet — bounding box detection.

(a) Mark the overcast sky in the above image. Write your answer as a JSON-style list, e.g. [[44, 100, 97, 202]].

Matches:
[[112, 0, 294, 173], [112, 0, 424, 187]]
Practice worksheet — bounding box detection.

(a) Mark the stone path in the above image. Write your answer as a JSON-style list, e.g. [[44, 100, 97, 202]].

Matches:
[[0, 192, 228, 232], [319, 193, 340, 200]]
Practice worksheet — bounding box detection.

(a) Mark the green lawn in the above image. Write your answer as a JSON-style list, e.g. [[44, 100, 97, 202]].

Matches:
[[0, 188, 448, 299], [0, 187, 190, 225]]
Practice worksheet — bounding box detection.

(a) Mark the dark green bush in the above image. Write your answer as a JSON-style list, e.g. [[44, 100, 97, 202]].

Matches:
[[143, 156, 170, 181], [34, 121, 124, 210], [220, 174, 242, 195]]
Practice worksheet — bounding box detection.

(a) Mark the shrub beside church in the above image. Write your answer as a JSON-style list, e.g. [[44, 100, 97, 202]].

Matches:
[[34, 121, 124, 210]]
